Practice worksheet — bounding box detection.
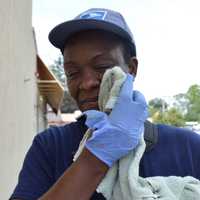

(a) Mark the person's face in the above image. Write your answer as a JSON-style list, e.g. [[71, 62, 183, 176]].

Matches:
[[63, 30, 137, 111]]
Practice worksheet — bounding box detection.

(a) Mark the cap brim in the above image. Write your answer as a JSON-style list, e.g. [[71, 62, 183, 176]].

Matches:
[[48, 19, 133, 50]]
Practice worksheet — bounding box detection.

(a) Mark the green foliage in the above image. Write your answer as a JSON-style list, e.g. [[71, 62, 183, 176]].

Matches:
[[185, 84, 200, 122], [49, 56, 66, 86], [148, 98, 168, 118], [148, 84, 200, 126], [149, 98, 168, 111], [152, 108, 185, 127], [173, 93, 188, 114]]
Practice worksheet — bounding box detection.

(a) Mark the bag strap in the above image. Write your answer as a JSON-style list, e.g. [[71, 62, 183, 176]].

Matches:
[[77, 114, 158, 152], [144, 121, 158, 152]]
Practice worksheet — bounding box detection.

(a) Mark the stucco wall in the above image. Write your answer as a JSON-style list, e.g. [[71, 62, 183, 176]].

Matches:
[[0, 0, 37, 199]]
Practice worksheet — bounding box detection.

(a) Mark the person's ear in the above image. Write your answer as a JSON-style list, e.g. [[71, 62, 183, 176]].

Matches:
[[128, 57, 138, 77]]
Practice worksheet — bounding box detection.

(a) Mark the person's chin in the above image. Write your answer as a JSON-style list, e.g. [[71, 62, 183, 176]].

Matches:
[[79, 101, 99, 111]]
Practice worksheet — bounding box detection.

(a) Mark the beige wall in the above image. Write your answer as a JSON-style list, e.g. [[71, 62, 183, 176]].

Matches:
[[0, 0, 37, 199], [37, 95, 48, 132]]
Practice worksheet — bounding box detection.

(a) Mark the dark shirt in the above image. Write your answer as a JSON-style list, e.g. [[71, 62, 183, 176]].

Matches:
[[10, 119, 200, 200]]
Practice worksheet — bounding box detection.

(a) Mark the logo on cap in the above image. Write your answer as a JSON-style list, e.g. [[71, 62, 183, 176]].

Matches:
[[79, 11, 107, 20]]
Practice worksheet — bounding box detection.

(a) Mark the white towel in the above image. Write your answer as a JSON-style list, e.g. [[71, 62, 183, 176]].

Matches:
[[74, 66, 200, 200]]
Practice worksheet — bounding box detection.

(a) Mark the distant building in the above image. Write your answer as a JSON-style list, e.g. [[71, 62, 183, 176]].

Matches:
[[184, 121, 200, 134]]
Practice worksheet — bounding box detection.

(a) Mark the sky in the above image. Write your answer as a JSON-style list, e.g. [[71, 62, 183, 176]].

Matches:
[[32, 0, 200, 101]]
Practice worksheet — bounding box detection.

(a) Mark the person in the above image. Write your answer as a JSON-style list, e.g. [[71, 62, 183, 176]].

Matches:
[[10, 8, 200, 200]]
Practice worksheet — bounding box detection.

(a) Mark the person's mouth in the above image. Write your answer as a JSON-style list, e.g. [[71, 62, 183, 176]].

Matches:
[[78, 97, 99, 110], [79, 97, 98, 105]]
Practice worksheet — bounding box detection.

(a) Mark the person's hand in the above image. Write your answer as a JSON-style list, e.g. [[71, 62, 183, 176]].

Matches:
[[84, 74, 148, 167]]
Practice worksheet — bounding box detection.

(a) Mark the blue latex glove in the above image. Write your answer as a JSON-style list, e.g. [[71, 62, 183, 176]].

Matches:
[[84, 74, 148, 167]]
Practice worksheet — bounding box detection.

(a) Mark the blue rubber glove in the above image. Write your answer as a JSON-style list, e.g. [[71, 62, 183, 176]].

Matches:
[[84, 74, 148, 167]]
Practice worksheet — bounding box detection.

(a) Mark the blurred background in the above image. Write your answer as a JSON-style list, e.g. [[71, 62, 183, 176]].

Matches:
[[1, 0, 200, 199]]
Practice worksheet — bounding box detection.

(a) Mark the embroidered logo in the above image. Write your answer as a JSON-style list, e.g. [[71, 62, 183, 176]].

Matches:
[[79, 11, 107, 20]]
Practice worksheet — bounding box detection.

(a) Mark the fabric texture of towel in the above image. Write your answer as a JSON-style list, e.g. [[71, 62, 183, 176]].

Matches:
[[74, 66, 200, 200]]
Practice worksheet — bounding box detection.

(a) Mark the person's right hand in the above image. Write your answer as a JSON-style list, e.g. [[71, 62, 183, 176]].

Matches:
[[84, 74, 148, 167]]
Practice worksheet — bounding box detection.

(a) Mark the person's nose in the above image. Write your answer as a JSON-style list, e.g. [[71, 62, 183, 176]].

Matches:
[[79, 69, 100, 90]]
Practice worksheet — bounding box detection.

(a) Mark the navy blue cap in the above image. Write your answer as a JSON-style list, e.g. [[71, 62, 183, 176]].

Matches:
[[49, 8, 136, 56]]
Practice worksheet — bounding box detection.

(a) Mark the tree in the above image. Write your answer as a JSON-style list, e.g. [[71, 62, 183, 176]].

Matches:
[[49, 55, 66, 86], [185, 84, 200, 122], [148, 98, 185, 127], [173, 93, 188, 114], [148, 98, 168, 117], [152, 108, 185, 127], [50, 56, 78, 113]]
